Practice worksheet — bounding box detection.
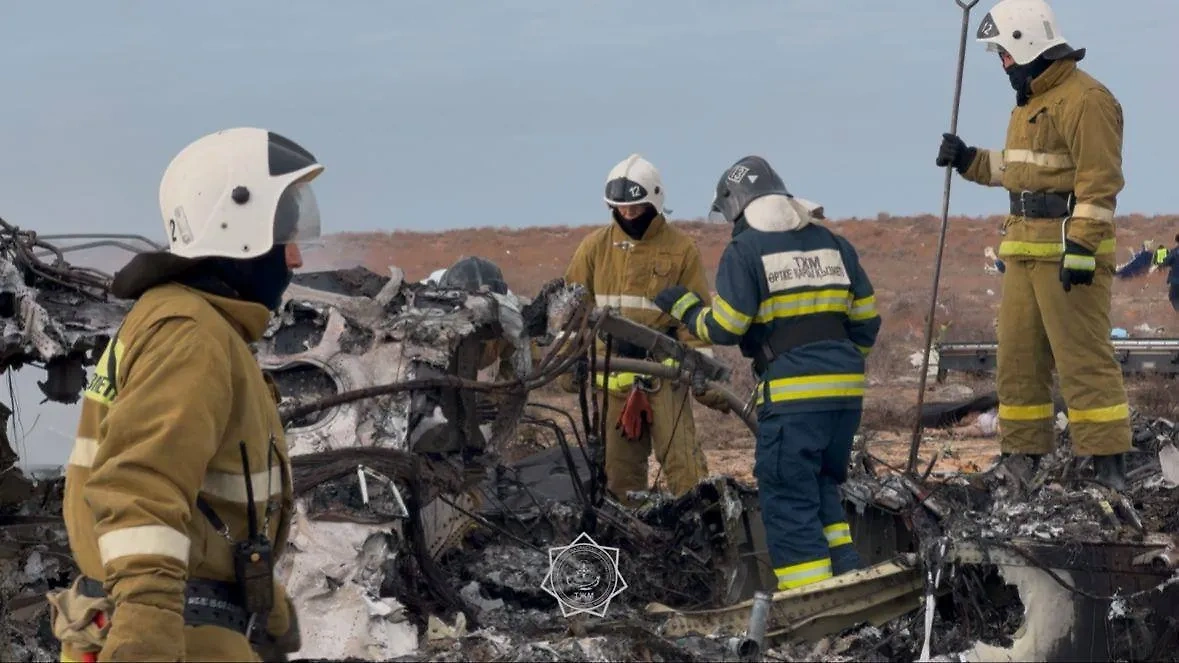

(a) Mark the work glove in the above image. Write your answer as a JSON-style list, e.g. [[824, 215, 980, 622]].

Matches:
[[98, 602, 185, 662], [693, 387, 731, 414], [653, 285, 702, 321], [935, 133, 978, 173], [617, 387, 653, 441], [1060, 240, 1096, 292]]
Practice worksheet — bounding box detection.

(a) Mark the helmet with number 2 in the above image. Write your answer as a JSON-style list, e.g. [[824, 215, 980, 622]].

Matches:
[[603, 153, 665, 214], [158, 127, 325, 260]]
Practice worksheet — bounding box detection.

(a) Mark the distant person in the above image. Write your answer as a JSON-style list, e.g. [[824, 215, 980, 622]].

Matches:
[[934, 0, 1131, 491], [1153, 234, 1179, 311], [562, 153, 727, 505], [655, 155, 880, 590], [50, 128, 316, 661]]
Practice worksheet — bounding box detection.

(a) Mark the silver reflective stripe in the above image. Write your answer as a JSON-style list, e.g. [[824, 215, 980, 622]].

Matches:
[[202, 467, 284, 504], [766, 376, 865, 399], [98, 525, 191, 565], [69, 437, 98, 468], [1004, 148, 1074, 169], [986, 149, 1005, 185], [595, 294, 660, 311], [1073, 202, 1115, 223]]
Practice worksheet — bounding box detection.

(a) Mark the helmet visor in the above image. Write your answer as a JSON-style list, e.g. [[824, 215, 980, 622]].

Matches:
[[273, 180, 321, 244], [707, 193, 729, 224], [604, 177, 649, 206]]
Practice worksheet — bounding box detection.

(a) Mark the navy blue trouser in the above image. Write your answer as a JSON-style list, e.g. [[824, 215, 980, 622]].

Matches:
[[754, 407, 863, 589]]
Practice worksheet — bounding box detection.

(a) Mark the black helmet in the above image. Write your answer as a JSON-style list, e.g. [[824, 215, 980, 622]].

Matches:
[[708, 156, 792, 225], [439, 256, 508, 295]]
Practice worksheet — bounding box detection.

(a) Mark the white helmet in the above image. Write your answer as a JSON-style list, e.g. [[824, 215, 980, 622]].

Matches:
[[976, 0, 1084, 66], [603, 154, 665, 214], [159, 127, 325, 260]]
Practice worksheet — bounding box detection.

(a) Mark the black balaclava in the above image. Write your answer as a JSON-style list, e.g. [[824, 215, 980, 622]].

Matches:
[[177, 244, 293, 311], [1006, 55, 1055, 106], [611, 204, 659, 241]]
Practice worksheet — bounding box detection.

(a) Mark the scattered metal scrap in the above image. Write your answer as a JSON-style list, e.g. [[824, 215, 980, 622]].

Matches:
[[936, 338, 1179, 381]]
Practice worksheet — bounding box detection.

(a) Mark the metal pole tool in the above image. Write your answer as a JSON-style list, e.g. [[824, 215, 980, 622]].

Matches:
[[907, 0, 981, 475]]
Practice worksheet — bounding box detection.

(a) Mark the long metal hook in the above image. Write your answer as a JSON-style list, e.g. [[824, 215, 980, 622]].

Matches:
[[907, 0, 980, 475]]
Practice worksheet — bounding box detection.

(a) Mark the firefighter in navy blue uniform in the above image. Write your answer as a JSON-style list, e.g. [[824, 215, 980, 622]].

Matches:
[[654, 156, 881, 590]]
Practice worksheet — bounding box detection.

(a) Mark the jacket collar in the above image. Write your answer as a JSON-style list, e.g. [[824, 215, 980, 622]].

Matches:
[[175, 284, 272, 343], [611, 213, 667, 242], [1030, 59, 1077, 97]]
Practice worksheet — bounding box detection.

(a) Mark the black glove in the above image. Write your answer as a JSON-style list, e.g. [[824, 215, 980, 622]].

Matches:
[[935, 133, 977, 173], [1060, 240, 1096, 292]]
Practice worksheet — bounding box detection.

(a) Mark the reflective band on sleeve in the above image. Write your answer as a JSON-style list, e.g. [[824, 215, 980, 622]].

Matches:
[[98, 525, 190, 566], [775, 558, 833, 590], [712, 296, 752, 335], [848, 295, 877, 322], [68, 437, 99, 468], [1068, 403, 1130, 424], [1072, 203, 1115, 223], [757, 374, 865, 405], [823, 522, 853, 548], [998, 402, 1054, 421], [998, 238, 1116, 258], [1062, 253, 1096, 271], [986, 149, 1005, 185], [594, 294, 660, 311], [695, 310, 713, 344], [669, 292, 701, 320], [755, 288, 852, 323], [202, 466, 284, 504], [1003, 148, 1074, 169]]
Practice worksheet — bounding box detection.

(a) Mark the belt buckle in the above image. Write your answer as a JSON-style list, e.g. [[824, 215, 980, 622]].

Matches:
[[1018, 190, 1031, 218], [636, 375, 657, 392]]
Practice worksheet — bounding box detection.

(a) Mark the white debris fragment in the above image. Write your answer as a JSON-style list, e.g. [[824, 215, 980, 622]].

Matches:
[[427, 612, 469, 641], [909, 349, 939, 377]]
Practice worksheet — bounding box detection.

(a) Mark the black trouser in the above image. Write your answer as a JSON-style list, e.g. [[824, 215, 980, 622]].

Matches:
[[1170, 283, 1179, 312]]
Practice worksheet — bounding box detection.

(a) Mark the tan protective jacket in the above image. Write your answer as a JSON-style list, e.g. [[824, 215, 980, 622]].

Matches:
[[63, 283, 294, 660], [565, 214, 713, 355], [961, 59, 1124, 264]]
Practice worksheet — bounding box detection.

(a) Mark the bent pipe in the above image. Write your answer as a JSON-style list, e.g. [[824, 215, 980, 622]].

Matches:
[[582, 357, 757, 433]]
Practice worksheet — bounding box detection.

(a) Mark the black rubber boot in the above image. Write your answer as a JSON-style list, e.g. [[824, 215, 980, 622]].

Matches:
[[1093, 454, 1128, 492]]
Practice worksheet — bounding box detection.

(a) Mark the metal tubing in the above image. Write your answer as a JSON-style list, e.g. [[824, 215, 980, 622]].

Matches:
[[907, 0, 981, 475]]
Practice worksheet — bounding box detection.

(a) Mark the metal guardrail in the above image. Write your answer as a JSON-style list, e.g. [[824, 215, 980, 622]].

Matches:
[[935, 338, 1179, 381]]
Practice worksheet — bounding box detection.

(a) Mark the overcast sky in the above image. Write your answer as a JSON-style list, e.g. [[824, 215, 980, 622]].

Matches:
[[3, 0, 1176, 466]]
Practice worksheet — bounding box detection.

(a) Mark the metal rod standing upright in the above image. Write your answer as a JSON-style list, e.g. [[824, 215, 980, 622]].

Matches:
[[907, 0, 981, 475]]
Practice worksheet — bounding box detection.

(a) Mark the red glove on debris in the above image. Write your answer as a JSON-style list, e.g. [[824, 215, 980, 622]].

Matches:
[[617, 387, 653, 441]]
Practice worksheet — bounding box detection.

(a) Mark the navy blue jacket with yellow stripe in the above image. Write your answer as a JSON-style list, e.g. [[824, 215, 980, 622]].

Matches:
[[669, 195, 881, 414]]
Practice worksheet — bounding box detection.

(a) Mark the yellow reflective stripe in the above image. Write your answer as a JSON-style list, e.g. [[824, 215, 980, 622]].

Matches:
[[1063, 253, 1095, 271], [694, 309, 713, 344], [998, 403, 1054, 421], [713, 295, 752, 335], [594, 294, 660, 311], [998, 238, 1116, 257], [775, 558, 833, 590], [856, 344, 871, 356], [757, 374, 865, 404], [754, 288, 851, 323], [1072, 203, 1115, 223], [1068, 403, 1130, 424], [594, 371, 637, 394], [97, 525, 190, 566], [202, 467, 284, 504], [670, 292, 701, 320], [848, 295, 877, 321], [62, 656, 82, 663], [69, 437, 98, 468], [84, 337, 126, 406], [986, 149, 1005, 185], [824, 523, 853, 548], [1003, 148, 1074, 169]]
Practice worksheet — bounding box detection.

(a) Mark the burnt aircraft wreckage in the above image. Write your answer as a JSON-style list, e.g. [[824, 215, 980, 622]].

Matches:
[[1, 220, 1179, 662]]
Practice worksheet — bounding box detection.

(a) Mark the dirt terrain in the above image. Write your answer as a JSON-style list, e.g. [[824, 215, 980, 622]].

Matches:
[[309, 213, 1179, 484]]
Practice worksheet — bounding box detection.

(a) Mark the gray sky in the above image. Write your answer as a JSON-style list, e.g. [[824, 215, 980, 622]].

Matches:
[[3, 0, 1176, 467]]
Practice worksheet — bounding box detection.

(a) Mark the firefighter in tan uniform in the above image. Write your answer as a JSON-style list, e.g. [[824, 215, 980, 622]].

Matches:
[[936, 0, 1131, 489], [564, 154, 727, 505], [49, 127, 324, 661]]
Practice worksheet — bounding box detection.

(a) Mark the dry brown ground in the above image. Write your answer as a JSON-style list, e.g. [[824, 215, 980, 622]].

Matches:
[[307, 214, 1179, 484]]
